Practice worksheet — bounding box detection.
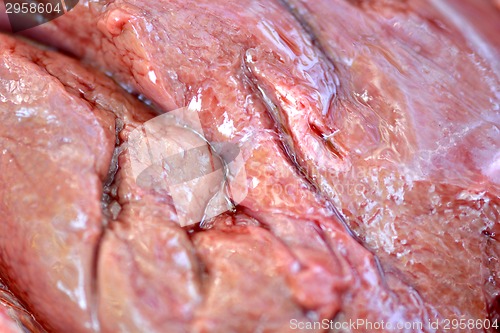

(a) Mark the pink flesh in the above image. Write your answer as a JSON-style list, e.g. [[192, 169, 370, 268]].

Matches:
[[0, 35, 115, 333], [0, 0, 498, 332], [279, 0, 500, 323], [0, 32, 422, 333], [0, 280, 46, 333]]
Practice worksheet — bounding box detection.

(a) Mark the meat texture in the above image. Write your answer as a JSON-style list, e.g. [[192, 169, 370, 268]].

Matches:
[[0, 34, 116, 332], [0, 280, 46, 333], [0, 21, 426, 333], [0, 0, 498, 332], [279, 0, 500, 324]]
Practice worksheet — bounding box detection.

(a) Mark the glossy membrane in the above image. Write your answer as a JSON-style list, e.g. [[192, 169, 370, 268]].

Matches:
[[0, 0, 498, 332]]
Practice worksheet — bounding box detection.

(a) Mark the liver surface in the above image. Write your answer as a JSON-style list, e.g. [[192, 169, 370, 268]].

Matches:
[[0, 0, 498, 332]]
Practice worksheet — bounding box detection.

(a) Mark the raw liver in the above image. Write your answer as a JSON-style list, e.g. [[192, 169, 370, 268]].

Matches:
[[0, 280, 46, 333], [279, 0, 500, 324], [0, 0, 498, 332], [0, 31, 424, 333]]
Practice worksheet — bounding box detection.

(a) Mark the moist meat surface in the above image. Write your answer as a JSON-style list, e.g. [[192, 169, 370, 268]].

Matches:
[[0, 34, 117, 332], [0, 280, 46, 333], [0, 29, 426, 333], [0, 0, 499, 332], [0, 33, 157, 332], [280, 0, 500, 323]]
